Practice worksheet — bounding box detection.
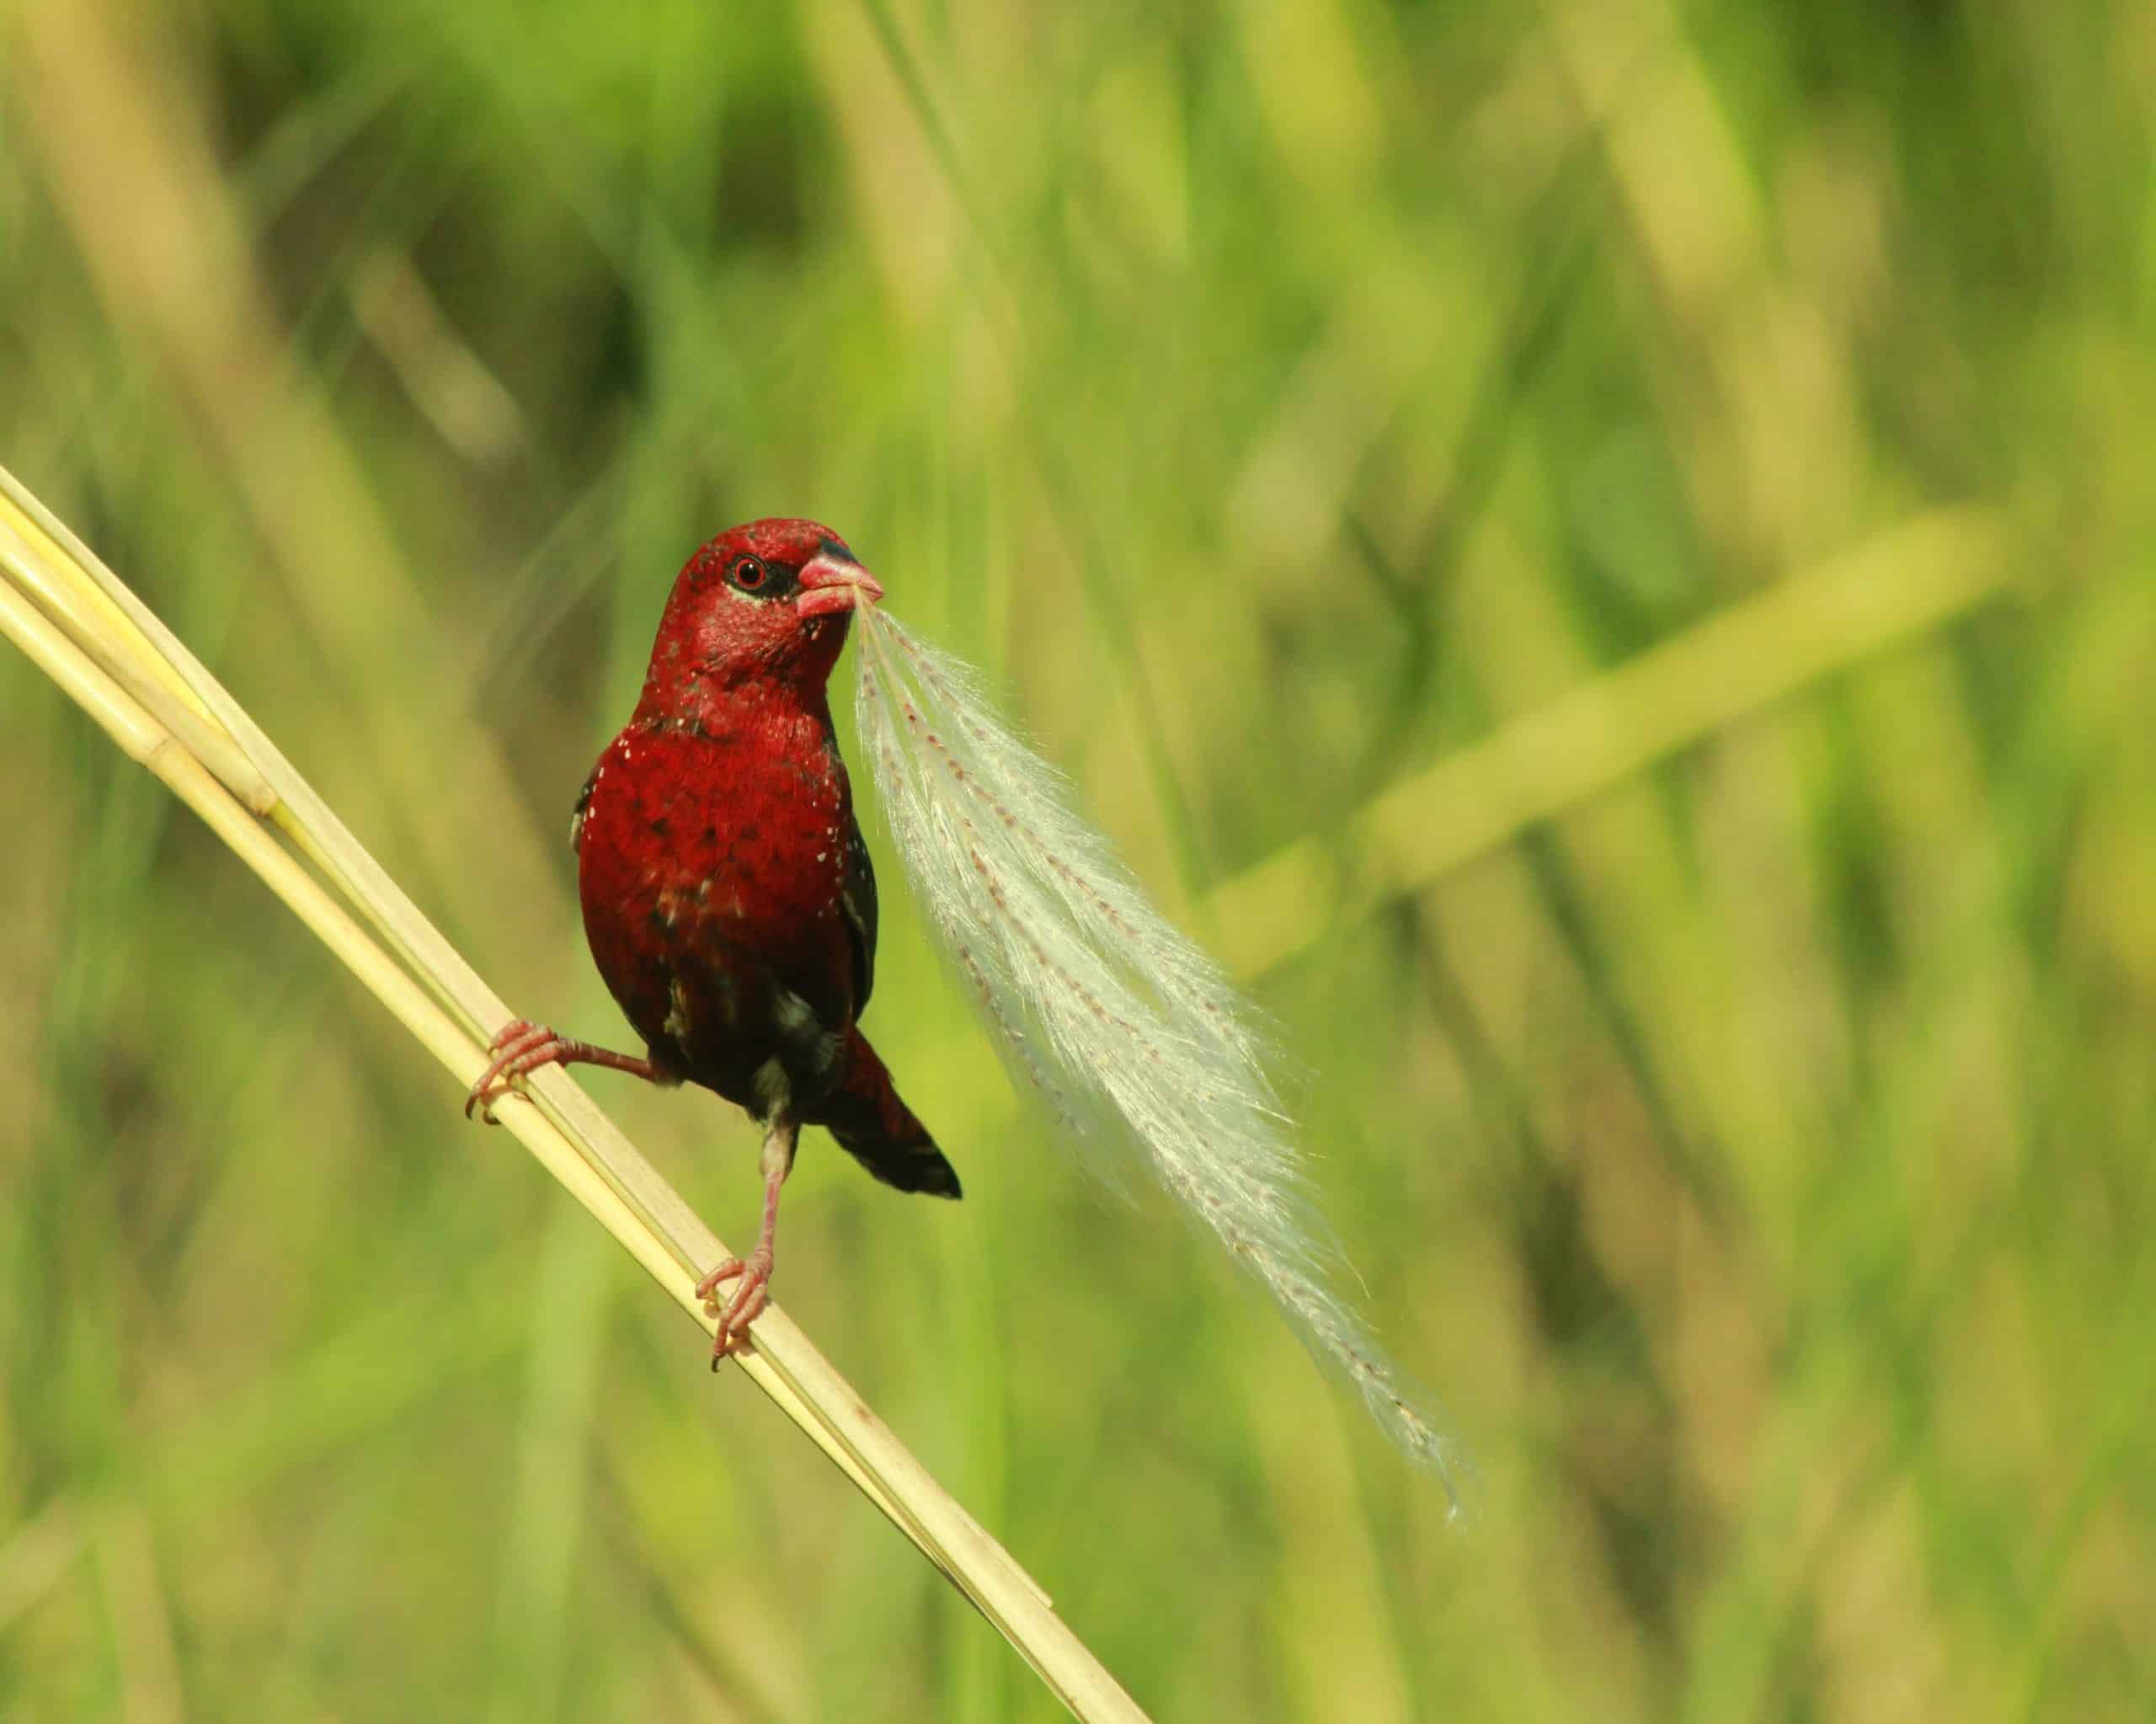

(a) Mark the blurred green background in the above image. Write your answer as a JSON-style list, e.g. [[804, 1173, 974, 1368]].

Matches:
[[3, 0, 2153, 1716]]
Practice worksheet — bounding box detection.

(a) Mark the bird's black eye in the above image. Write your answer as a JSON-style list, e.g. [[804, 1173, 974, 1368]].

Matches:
[[730, 555, 771, 591]]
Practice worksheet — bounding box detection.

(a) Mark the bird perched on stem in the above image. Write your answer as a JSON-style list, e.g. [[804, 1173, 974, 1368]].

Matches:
[[470, 517, 1460, 1502], [467, 520, 955, 1359]]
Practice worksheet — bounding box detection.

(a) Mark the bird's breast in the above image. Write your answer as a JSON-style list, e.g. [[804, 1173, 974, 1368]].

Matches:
[[574, 714, 857, 1078]]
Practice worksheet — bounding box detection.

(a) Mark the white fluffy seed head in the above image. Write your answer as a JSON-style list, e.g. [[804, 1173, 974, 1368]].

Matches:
[[851, 600, 1466, 1506]]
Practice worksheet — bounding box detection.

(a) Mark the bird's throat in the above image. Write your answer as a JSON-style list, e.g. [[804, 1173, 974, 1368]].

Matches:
[[633, 617, 849, 737]]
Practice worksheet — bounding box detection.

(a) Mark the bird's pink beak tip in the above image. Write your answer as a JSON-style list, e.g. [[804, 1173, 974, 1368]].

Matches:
[[797, 557, 883, 619]]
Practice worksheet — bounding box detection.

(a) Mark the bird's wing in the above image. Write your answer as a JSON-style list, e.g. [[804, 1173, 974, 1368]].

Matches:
[[840, 819, 878, 1011], [569, 761, 599, 854]]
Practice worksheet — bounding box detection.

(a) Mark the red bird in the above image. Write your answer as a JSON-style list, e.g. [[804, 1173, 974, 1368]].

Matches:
[[466, 520, 958, 1358]]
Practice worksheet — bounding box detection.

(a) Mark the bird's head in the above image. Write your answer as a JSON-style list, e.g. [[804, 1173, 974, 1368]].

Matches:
[[635, 518, 883, 721]]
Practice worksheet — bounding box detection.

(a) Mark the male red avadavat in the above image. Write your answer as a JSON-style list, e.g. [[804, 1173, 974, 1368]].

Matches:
[[466, 520, 953, 1358]]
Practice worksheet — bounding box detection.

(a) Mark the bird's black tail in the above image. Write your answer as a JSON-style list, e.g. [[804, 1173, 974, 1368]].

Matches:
[[810, 1027, 962, 1198]]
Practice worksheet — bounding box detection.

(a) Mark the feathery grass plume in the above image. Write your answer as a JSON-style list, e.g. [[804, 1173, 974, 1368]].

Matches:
[[851, 599, 1466, 1507]]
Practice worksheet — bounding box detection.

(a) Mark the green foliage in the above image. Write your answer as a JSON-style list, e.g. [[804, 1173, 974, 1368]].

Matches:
[[3, 0, 2153, 1716]]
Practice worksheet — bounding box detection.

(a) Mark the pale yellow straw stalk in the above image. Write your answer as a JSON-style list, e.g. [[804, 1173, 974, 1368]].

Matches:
[[0, 463, 1148, 1724]]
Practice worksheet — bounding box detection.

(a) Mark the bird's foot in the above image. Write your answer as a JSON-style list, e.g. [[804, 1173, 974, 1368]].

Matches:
[[696, 1246, 775, 1363], [463, 1019, 669, 1121], [464, 1018, 572, 1122], [694, 1118, 792, 1364]]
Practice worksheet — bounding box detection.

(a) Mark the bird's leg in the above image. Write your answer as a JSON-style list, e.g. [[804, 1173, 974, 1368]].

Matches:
[[696, 1116, 797, 1362], [464, 1017, 670, 1122]]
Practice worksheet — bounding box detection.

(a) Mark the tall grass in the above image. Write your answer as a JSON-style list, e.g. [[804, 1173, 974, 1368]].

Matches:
[[3, 0, 2153, 1718]]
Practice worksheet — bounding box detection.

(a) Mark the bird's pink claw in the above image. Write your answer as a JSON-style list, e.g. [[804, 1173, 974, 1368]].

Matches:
[[465, 1018, 563, 1121], [697, 1247, 775, 1362], [462, 1019, 667, 1121]]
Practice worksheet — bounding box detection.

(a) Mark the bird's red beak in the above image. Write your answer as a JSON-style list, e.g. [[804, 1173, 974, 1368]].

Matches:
[[797, 556, 883, 619]]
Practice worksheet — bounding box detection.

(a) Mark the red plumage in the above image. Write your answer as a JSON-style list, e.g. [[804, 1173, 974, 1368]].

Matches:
[[468, 520, 955, 1358]]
